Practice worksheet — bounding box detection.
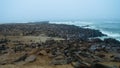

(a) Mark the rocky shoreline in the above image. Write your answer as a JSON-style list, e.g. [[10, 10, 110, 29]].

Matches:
[[0, 22, 120, 68]]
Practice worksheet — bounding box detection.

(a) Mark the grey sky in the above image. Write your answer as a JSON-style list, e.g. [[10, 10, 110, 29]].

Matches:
[[0, 0, 120, 23]]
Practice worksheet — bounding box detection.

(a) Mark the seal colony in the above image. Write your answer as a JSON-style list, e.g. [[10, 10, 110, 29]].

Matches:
[[0, 22, 120, 68]]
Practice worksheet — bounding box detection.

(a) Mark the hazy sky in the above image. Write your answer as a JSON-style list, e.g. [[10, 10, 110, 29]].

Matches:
[[0, 0, 120, 22]]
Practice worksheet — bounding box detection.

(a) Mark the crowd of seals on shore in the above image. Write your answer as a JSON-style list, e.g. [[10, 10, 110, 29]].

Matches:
[[0, 22, 105, 39], [0, 22, 120, 68]]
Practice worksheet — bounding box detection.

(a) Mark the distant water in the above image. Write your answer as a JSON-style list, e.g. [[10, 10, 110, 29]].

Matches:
[[50, 21, 120, 41]]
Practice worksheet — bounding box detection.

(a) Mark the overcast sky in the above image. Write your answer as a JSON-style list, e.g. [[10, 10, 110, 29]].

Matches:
[[0, 0, 120, 23]]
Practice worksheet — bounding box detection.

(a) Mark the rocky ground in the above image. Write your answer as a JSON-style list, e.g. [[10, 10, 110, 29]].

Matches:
[[0, 22, 120, 68]]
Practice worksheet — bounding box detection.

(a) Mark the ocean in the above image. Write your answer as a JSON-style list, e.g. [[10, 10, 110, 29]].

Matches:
[[50, 20, 120, 41]]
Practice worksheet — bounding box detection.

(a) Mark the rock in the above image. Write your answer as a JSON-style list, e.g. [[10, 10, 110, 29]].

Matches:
[[25, 55, 36, 62]]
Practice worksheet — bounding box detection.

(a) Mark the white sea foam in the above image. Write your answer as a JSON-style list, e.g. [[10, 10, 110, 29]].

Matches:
[[88, 25, 120, 40], [50, 21, 93, 26], [100, 30, 120, 37]]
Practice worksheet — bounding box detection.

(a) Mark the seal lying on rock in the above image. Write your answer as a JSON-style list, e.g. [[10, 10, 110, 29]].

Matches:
[[25, 55, 36, 63]]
